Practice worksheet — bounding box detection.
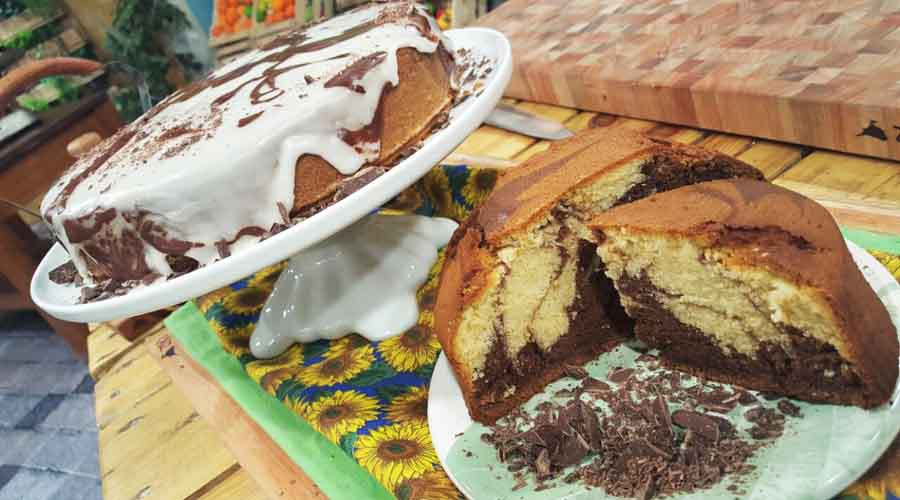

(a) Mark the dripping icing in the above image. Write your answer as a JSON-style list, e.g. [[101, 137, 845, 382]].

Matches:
[[40, 1, 457, 287]]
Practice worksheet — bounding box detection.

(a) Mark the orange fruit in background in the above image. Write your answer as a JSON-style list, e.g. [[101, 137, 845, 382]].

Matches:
[[212, 25, 223, 36]]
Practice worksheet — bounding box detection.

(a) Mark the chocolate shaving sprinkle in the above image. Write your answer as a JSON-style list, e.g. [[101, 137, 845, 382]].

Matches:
[[777, 400, 802, 417], [49, 261, 82, 285], [635, 353, 658, 363], [744, 406, 786, 440], [672, 410, 720, 442], [608, 367, 635, 383], [478, 357, 774, 498], [563, 364, 589, 379], [737, 390, 758, 405], [579, 377, 611, 394], [79, 278, 131, 303], [554, 387, 578, 398]]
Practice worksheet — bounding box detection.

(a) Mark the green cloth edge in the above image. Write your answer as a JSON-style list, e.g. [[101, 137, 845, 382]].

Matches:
[[164, 302, 394, 500], [841, 226, 900, 254]]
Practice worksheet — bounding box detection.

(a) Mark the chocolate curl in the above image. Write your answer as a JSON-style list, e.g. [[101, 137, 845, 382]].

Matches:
[[0, 57, 103, 110]]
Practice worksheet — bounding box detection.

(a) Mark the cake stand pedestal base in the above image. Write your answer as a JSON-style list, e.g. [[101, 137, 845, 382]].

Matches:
[[249, 214, 457, 359]]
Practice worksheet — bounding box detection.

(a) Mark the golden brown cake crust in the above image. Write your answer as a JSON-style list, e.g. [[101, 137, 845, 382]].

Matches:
[[434, 130, 765, 423], [434, 221, 491, 414], [472, 128, 760, 242], [292, 47, 454, 212], [590, 179, 899, 406], [435, 223, 625, 423]]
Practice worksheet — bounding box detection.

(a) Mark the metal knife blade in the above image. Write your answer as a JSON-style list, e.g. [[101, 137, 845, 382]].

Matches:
[[484, 102, 574, 140]]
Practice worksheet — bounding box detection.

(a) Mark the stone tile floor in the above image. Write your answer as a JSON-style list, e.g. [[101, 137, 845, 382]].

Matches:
[[0, 311, 100, 500]]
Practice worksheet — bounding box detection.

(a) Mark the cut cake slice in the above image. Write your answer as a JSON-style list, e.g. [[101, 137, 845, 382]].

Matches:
[[590, 178, 898, 408]]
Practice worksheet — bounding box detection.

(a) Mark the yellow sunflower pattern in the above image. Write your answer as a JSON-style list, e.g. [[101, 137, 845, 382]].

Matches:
[[298, 340, 375, 386], [195, 286, 230, 313], [223, 286, 271, 315], [248, 261, 287, 289], [396, 467, 461, 500], [209, 320, 254, 357], [379, 324, 441, 373], [195, 165, 899, 500], [387, 386, 429, 424], [303, 390, 381, 443], [245, 343, 305, 395], [872, 250, 900, 282], [355, 421, 439, 490]]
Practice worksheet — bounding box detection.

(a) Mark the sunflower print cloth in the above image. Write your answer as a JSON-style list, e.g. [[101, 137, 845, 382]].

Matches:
[[195, 164, 900, 500]]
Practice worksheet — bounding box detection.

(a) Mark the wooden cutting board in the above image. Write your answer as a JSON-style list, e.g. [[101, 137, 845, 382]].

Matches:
[[476, 0, 900, 161]]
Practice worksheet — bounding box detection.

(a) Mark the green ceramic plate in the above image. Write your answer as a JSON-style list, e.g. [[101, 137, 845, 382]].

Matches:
[[428, 241, 900, 500]]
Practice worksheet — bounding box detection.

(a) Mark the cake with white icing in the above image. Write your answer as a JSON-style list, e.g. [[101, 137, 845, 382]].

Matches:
[[42, 1, 458, 300]]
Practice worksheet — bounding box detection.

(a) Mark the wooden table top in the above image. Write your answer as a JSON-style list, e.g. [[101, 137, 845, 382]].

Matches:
[[87, 99, 900, 499]]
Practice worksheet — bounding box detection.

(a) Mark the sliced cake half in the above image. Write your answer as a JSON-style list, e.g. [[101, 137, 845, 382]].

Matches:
[[434, 129, 764, 424], [591, 179, 898, 408]]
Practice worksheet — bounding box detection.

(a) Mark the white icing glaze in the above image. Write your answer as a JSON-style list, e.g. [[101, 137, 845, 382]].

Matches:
[[41, 2, 454, 285], [250, 214, 457, 358]]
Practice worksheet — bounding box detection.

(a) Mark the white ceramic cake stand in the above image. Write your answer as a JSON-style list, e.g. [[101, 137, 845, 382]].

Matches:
[[30, 28, 512, 343]]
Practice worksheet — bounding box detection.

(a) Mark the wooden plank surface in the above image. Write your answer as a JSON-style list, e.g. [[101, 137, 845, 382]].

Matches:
[[775, 151, 900, 234], [476, 0, 900, 162], [147, 332, 326, 500], [90, 325, 251, 500], [90, 99, 900, 499], [86, 323, 136, 379], [199, 467, 269, 500]]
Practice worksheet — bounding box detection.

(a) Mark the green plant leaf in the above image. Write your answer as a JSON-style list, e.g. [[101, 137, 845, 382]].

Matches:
[[106, 0, 195, 121], [18, 95, 48, 112], [22, 0, 59, 17]]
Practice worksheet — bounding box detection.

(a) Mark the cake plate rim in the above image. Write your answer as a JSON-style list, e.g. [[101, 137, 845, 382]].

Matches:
[[30, 27, 512, 324], [428, 239, 900, 500]]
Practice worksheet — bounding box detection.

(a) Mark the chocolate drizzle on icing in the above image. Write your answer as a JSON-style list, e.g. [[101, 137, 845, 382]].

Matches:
[[325, 51, 387, 93], [338, 85, 391, 151], [63, 208, 117, 243], [214, 225, 268, 259], [48, 128, 142, 212], [39, 1, 464, 294], [210, 52, 351, 107], [129, 212, 200, 255], [237, 111, 264, 128]]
